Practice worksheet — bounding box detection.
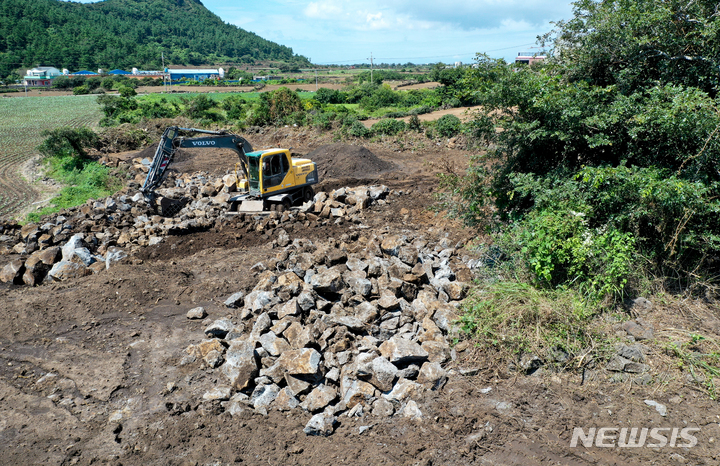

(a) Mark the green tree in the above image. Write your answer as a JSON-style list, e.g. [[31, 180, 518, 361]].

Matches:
[[38, 127, 98, 159]]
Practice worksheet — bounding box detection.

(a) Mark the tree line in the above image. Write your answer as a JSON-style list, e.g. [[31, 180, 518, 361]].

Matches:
[[0, 0, 310, 79]]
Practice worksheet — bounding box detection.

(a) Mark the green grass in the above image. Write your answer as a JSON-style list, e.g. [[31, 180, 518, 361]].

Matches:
[[459, 280, 610, 370], [26, 154, 124, 223]]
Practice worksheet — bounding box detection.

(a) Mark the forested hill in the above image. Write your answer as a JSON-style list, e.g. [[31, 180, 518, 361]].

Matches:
[[0, 0, 310, 77]]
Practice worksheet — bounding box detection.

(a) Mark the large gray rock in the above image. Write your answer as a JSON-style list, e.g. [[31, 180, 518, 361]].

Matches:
[[382, 378, 420, 403], [358, 356, 398, 392], [205, 318, 233, 339], [379, 336, 429, 366], [301, 384, 338, 413], [250, 383, 280, 410], [224, 291, 245, 308], [61, 234, 86, 261], [105, 247, 127, 270], [46, 260, 91, 282], [258, 331, 291, 357], [304, 412, 336, 436], [221, 340, 258, 390], [310, 268, 345, 294]]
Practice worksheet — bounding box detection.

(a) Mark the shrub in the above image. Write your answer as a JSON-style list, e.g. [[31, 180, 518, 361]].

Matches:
[[118, 86, 137, 98], [348, 121, 369, 138], [73, 85, 89, 95], [315, 87, 345, 104], [371, 118, 406, 136], [38, 127, 98, 159], [436, 114, 462, 137], [408, 114, 422, 132]]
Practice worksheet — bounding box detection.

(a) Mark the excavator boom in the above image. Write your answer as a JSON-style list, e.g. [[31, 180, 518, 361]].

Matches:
[[141, 126, 253, 201]]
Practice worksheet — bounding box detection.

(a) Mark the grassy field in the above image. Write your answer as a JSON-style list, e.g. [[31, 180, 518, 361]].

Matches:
[[0, 95, 102, 218]]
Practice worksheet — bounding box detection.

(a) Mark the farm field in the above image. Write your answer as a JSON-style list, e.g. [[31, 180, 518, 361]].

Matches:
[[0, 95, 102, 219]]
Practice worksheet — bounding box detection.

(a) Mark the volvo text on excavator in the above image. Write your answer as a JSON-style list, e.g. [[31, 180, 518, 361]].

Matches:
[[141, 126, 319, 215]]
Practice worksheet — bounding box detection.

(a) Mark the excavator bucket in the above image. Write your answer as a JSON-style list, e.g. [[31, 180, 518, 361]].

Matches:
[[158, 197, 190, 217]]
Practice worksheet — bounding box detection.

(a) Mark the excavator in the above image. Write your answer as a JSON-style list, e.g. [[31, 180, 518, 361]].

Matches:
[[141, 126, 318, 215]]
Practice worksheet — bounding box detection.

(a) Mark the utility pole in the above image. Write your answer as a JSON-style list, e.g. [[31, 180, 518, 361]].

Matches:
[[162, 51, 167, 93], [315, 69, 318, 91], [368, 52, 374, 84]]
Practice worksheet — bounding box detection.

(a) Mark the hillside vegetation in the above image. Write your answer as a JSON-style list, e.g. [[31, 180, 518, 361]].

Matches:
[[0, 0, 309, 78]]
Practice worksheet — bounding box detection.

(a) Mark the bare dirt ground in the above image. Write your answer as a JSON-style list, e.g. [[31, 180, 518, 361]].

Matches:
[[1, 130, 719, 465], [362, 106, 481, 128]]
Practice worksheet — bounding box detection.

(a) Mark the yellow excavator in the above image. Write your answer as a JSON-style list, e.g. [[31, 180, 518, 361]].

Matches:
[[141, 126, 318, 214]]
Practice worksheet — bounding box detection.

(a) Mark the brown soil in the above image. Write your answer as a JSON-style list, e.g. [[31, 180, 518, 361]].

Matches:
[[363, 106, 481, 128], [306, 144, 395, 180], [1, 130, 718, 466]]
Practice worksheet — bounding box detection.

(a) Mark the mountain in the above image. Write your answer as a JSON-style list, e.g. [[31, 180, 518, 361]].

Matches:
[[0, 0, 310, 77]]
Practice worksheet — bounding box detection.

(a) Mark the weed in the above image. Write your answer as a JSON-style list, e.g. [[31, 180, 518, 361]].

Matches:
[[459, 280, 610, 371]]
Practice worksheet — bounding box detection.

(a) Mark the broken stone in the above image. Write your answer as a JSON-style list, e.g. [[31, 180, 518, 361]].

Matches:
[[0, 259, 25, 284], [358, 356, 398, 392], [310, 268, 345, 294], [379, 336, 429, 366], [304, 412, 336, 436], [622, 319, 654, 340], [221, 340, 258, 390], [402, 400, 422, 419], [205, 318, 233, 339], [274, 387, 300, 411], [417, 362, 447, 389], [258, 332, 291, 357], [276, 348, 322, 376], [187, 307, 207, 319], [382, 379, 420, 403], [203, 386, 232, 401], [301, 384, 338, 413], [224, 291, 245, 308], [250, 383, 280, 411], [372, 398, 394, 417], [46, 261, 91, 282]]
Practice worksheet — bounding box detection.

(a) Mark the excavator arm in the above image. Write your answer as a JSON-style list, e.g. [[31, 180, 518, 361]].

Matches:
[[140, 126, 253, 201]]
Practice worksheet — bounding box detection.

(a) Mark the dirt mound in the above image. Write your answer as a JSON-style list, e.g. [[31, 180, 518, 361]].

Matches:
[[306, 144, 394, 180]]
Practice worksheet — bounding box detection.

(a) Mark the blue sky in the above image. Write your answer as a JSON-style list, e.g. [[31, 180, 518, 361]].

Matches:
[[70, 0, 575, 65]]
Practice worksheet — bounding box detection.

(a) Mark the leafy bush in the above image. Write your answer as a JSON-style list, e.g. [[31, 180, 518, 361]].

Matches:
[[408, 115, 422, 132], [38, 127, 98, 159], [371, 118, 406, 136], [118, 86, 136, 98], [436, 114, 462, 137], [348, 121, 369, 138], [510, 207, 636, 300], [73, 85, 89, 95], [315, 87, 345, 104]]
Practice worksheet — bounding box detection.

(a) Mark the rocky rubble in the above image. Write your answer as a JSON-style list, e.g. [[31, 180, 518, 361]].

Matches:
[[179, 230, 467, 436], [0, 167, 395, 286]]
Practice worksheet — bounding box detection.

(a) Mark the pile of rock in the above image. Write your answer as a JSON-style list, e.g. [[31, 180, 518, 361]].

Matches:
[[0, 165, 393, 285], [181, 231, 467, 436]]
